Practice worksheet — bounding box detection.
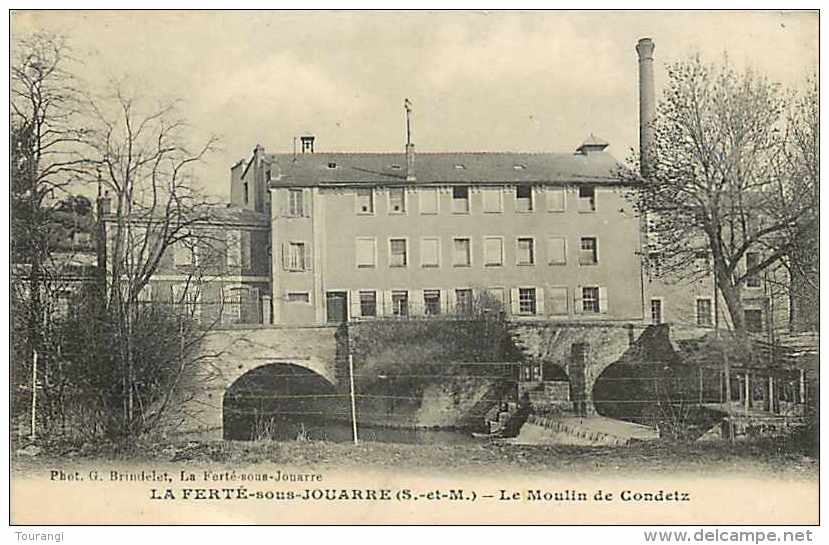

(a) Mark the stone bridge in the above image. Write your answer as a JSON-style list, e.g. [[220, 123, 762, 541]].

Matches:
[[166, 321, 664, 439], [172, 325, 342, 438], [510, 321, 652, 414]]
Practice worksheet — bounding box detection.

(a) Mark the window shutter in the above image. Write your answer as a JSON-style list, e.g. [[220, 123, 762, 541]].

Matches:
[[349, 290, 361, 318], [279, 190, 289, 217], [381, 290, 393, 317], [226, 231, 241, 269], [439, 289, 449, 314], [303, 190, 312, 217], [599, 286, 608, 314], [241, 231, 251, 269], [281, 243, 289, 270], [595, 238, 600, 264], [248, 287, 260, 324], [510, 288, 520, 316], [411, 289, 423, 316], [574, 286, 582, 314], [303, 244, 312, 271], [535, 287, 545, 316], [447, 289, 457, 315]]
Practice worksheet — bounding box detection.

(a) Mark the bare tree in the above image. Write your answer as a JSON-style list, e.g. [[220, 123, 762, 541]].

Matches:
[[11, 31, 92, 438], [628, 55, 818, 337], [87, 83, 222, 439]]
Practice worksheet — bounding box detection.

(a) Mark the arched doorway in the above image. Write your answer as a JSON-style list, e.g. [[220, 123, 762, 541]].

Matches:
[[223, 363, 341, 441]]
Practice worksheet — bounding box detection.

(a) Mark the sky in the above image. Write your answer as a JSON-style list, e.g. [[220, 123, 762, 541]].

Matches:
[[12, 10, 819, 199]]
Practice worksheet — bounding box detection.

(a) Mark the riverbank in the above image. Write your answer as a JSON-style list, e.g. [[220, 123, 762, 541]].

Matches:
[[12, 436, 817, 479]]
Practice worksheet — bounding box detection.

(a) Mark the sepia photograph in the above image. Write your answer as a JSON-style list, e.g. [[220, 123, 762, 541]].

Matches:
[[7, 8, 820, 528]]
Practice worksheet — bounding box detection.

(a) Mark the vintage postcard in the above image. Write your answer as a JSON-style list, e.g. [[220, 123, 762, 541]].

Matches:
[[8, 9, 819, 527]]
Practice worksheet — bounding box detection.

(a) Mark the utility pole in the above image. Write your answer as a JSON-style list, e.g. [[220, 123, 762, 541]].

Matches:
[[348, 353, 359, 445], [30, 350, 38, 442]]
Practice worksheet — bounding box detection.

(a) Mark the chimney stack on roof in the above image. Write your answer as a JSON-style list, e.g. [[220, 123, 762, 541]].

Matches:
[[404, 98, 416, 182], [636, 37, 656, 175], [300, 135, 315, 154]]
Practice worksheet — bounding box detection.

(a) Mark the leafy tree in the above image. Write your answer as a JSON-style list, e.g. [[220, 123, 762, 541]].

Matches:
[[629, 55, 818, 336]]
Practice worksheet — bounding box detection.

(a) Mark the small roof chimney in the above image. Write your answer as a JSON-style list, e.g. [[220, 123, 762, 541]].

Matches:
[[576, 134, 609, 155], [300, 135, 315, 154]]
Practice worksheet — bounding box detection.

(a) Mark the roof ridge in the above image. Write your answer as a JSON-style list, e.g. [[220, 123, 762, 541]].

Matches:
[[268, 150, 602, 156]]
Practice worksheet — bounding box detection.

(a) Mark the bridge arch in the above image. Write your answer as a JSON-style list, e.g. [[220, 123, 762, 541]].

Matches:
[[223, 362, 339, 440]]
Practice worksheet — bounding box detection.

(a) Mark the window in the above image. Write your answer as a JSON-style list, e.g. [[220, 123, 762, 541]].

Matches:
[[517, 237, 534, 265], [54, 291, 70, 318], [172, 283, 201, 321], [483, 188, 503, 213], [138, 283, 153, 304], [174, 240, 198, 267], [548, 237, 567, 265], [419, 188, 439, 214], [227, 231, 242, 268], [578, 185, 596, 212], [745, 309, 763, 332], [648, 251, 663, 276], [694, 250, 709, 271], [456, 289, 474, 315], [484, 237, 503, 266], [288, 189, 305, 217], [547, 188, 566, 212], [359, 291, 377, 317], [287, 292, 310, 303], [388, 188, 406, 213], [355, 238, 376, 268], [579, 237, 598, 265], [746, 252, 761, 288], [420, 237, 440, 268], [548, 287, 568, 315], [651, 299, 663, 324], [582, 287, 600, 313], [284, 242, 308, 271], [222, 286, 245, 324], [389, 238, 407, 267], [392, 290, 408, 317], [452, 186, 469, 214], [516, 185, 533, 212], [696, 298, 713, 326], [518, 288, 537, 315], [453, 238, 471, 267], [484, 288, 506, 312], [356, 189, 374, 214], [423, 290, 441, 315]]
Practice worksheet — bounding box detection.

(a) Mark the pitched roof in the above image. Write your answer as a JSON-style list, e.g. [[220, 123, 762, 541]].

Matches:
[[102, 204, 269, 228], [266, 151, 629, 188], [204, 204, 269, 227]]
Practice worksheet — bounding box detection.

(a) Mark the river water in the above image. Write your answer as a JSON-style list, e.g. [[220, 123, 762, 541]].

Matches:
[[227, 415, 482, 445]]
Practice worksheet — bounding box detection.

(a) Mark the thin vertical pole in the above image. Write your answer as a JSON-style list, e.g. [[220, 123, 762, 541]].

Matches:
[[714, 264, 734, 441], [745, 372, 751, 411], [348, 353, 359, 445], [30, 350, 38, 442]]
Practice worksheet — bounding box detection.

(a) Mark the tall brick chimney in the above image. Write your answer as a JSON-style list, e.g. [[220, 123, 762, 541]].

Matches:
[[636, 37, 656, 175]]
